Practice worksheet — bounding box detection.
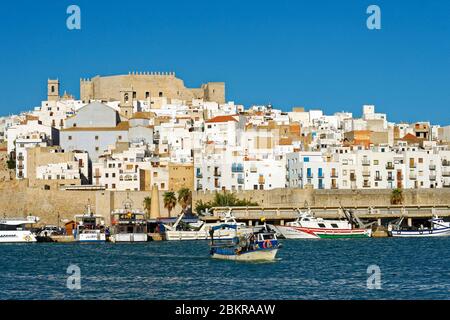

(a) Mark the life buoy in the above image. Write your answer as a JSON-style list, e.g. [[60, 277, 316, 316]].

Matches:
[[263, 240, 272, 249]]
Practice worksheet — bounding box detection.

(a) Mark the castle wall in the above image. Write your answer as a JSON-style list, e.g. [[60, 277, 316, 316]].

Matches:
[[80, 74, 225, 104]]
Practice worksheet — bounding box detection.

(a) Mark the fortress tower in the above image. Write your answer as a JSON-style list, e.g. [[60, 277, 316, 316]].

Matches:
[[47, 79, 60, 101]]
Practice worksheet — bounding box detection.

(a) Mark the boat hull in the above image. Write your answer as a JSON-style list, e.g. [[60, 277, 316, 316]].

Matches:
[[390, 227, 450, 237], [0, 231, 37, 243], [77, 233, 106, 242], [212, 248, 278, 261], [110, 233, 148, 243], [275, 225, 372, 239]]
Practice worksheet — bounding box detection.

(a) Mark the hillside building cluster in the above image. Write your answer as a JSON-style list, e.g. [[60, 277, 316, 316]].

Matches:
[[1, 73, 450, 192]]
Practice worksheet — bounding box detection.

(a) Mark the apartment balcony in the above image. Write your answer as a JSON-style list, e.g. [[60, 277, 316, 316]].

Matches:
[[410, 163, 417, 169], [237, 178, 245, 184], [196, 184, 203, 191], [350, 175, 356, 181], [17, 156, 24, 161], [397, 175, 404, 181], [17, 165, 24, 170], [386, 163, 394, 170], [318, 173, 324, 179], [443, 171, 450, 177], [196, 172, 203, 178], [429, 164, 436, 171], [387, 176, 395, 181], [443, 182, 450, 188], [330, 173, 338, 178], [307, 174, 314, 179], [430, 175, 437, 181], [214, 169, 221, 177], [250, 167, 257, 173], [362, 171, 371, 177], [375, 176, 382, 181], [362, 160, 371, 166], [442, 160, 450, 167], [409, 174, 416, 180], [331, 184, 338, 189], [363, 182, 371, 188]]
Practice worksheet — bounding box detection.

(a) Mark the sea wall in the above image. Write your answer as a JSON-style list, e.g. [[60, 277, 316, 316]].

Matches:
[[1, 179, 450, 225]]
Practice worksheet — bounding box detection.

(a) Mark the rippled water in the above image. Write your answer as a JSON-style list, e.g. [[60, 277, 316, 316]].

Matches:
[[1, 238, 450, 300]]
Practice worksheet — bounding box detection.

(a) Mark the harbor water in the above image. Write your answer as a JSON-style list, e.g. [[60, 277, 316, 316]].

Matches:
[[1, 238, 450, 300]]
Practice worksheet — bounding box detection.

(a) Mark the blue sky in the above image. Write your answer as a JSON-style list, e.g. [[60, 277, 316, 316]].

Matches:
[[0, 0, 449, 124]]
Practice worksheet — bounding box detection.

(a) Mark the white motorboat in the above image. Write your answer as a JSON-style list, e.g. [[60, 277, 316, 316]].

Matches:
[[110, 199, 148, 243], [74, 204, 106, 242], [0, 216, 40, 243], [273, 208, 372, 239], [389, 216, 450, 237], [164, 209, 251, 241]]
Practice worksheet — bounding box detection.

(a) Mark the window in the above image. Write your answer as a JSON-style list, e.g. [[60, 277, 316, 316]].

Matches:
[[374, 160, 379, 165], [331, 224, 339, 228], [159, 92, 163, 97], [68, 136, 72, 140], [95, 136, 99, 140], [112, 184, 116, 189], [145, 92, 150, 99], [95, 147, 99, 151], [318, 223, 326, 228], [118, 136, 122, 140]]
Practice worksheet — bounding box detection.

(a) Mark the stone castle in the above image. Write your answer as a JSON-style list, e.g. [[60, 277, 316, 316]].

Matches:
[[80, 72, 225, 104]]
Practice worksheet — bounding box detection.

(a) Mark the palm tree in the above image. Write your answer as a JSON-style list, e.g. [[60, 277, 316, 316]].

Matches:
[[391, 188, 404, 205], [143, 197, 152, 219], [177, 188, 192, 211], [163, 191, 177, 217]]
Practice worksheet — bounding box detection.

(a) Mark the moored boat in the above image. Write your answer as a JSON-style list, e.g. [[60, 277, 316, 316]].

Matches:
[[209, 220, 280, 261], [74, 204, 106, 242], [273, 208, 372, 239], [389, 216, 450, 237], [164, 209, 250, 241], [0, 216, 40, 243], [110, 199, 148, 243]]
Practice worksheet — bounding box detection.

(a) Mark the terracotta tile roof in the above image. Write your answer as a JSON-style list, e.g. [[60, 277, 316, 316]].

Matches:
[[206, 115, 238, 123]]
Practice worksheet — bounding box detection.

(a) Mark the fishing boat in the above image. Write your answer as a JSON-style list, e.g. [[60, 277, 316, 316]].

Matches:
[[110, 199, 148, 243], [74, 204, 106, 242], [389, 216, 450, 237], [209, 220, 280, 261], [273, 208, 372, 239], [0, 216, 40, 243], [164, 209, 250, 241]]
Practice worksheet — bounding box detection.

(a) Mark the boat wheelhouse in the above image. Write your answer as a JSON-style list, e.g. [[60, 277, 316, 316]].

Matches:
[[110, 199, 148, 243], [0, 216, 40, 243]]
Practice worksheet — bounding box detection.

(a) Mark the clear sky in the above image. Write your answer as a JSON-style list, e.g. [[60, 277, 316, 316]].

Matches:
[[0, 0, 449, 124]]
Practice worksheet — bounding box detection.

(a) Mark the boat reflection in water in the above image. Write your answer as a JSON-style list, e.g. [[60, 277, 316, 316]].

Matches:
[[209, 218, 280, 262]]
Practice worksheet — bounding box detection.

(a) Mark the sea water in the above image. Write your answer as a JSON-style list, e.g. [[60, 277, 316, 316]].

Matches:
[[1, 238, 450, 300]]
